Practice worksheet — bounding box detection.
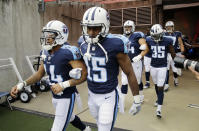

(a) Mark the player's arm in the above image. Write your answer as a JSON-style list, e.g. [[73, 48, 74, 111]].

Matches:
[[51, 59, 87, 94], [117, 52, 141, 115], [10, 62, 45, 98], [168, 44, 176, 59], [138, 38, 149, 57], [117, 53, 139, 96], [68, 59, 87, 86], [178, 36, 185, 54], [132, 38, 149, 63]]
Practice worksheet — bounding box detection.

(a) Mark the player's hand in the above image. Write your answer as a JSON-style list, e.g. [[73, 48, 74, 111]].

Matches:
[[132, 55, 142, 63], [129, 95, 141, 115], [129, 102, 141, 115], [10, 86, 19, 98], [69, 68, 82, 79], [51, 84, 63, 94]]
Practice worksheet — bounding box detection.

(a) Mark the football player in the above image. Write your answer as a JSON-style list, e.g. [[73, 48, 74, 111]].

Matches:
[[146, 24, 176, 118], [119, 20, 149, 113], [143, 28, 152, 89], [78, 7, 141, 131], [164, 21, 185, 91], [10, 20, 91, 131]]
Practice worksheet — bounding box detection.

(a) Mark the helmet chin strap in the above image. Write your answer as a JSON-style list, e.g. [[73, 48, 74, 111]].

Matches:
[[84, 36, 108, 63], [42, 41, 57, 51], [97, 42, 108, 63], [84, 42, 92, 61]]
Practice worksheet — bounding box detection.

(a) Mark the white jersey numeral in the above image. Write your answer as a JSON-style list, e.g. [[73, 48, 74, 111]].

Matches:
[[130, 47, 135, 54], [49, 65, 63, 83], [151, 46, 165, 58], [84, 57, 107, 82]]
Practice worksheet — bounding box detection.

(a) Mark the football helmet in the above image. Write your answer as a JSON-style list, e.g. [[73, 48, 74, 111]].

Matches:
[[150, 24, 164, 43], [81, 7, 110, 44], [165, 21, 174, 33], [123, 20, 135, 35], [40, 20, 68, 51]]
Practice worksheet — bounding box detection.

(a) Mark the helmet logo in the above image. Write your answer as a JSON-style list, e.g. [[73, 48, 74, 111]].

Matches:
[[62, 25, 68, 34], [106, 13, 110, 21]]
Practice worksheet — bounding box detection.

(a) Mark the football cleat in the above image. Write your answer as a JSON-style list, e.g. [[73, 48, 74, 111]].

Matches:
[[164, 84, 169, 92], [156, 110, 162, 119], [173, 78, 179, 86], [144, 82, 150, 89]]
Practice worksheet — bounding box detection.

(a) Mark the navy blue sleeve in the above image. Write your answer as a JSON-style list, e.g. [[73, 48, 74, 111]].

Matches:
[[107, 34, 129, 54], [134, 32, 145, 41], [78, 36, 85, 47], [62, 45, 82, 60], [175, 31, 182, 38]]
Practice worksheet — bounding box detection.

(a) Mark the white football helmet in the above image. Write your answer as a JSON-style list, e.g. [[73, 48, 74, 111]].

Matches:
[[123, 20, 135, 35], [165, 21, 174, 33], [81, 7, 110, 44], [150, 24, 164, 43], [40, 20, 68, 51]]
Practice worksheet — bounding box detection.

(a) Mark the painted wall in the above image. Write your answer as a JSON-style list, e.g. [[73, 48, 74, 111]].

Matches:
[[0, 0, 41, 91]]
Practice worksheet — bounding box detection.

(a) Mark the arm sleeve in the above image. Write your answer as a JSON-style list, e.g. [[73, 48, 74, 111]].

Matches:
[[135, 32, 145, 41], [117, 35, 129, 54], [67, 46, 82, 60]]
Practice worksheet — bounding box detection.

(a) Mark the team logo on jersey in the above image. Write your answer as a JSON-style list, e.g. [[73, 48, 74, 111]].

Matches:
[[92, 46, 95, 51], [75, 51, 81, 59]]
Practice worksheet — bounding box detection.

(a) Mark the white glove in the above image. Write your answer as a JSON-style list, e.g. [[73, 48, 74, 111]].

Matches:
[[132, 55, 142, 63], [69, 68, 82, 79], [75, 93, 83, 111], [129, 95, 141, 115]]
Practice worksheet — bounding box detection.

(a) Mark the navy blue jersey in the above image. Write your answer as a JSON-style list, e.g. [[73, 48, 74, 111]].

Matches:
[[79, 34, 129, 94], [165, 31, 182, 53], [126, 32, 145, 61], [41, 45, 81, 98], [146, 36, 173, 67]]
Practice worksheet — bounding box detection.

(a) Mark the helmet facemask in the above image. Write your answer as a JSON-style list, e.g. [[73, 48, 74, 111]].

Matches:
[[81, 23, 107, 44], [40, 20, 69, 51], [124, 26, 133, 36], [151, 33, 163, 43], [165, 21, 174, 33], [150, 24, 164, 43], [165, 26, 174, 33], [123, 20, 135, 36], [40, 31, 59, 51]]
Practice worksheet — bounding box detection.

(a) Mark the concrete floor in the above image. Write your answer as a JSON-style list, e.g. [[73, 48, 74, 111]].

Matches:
[[12, 69, 199, 131]]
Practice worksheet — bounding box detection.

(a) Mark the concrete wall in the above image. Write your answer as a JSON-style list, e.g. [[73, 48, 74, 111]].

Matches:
[[0, 0, 41, 91]]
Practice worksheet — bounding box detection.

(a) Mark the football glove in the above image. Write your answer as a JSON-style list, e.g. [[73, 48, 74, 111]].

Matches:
[[132, 55, 142, 63], [69, 68, 82, 79], [129, 95, 141, 115]]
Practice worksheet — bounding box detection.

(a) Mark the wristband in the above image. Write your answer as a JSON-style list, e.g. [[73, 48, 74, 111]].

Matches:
[[17, 81, 27, 91], [58, 81, 70, 89]]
